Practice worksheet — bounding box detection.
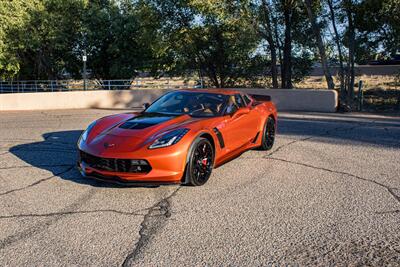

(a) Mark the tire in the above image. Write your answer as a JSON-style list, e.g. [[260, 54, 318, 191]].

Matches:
[[259, 117, 275, 151], [184, 137, 214, 186]]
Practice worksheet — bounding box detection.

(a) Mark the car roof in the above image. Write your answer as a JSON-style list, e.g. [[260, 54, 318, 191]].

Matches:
[[178, 88, 242, 96]]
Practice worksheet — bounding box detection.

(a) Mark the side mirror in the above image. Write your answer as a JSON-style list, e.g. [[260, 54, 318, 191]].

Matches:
[[232, 107, 250, 118], [143, 103, 150, 110]]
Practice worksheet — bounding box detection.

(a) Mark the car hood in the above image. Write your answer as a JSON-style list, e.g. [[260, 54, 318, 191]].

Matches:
[[86, 112, 201, 151], [106, 113, 196, 137]]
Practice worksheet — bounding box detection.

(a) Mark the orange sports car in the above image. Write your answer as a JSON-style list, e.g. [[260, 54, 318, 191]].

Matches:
[[77, 89, 277, 186]]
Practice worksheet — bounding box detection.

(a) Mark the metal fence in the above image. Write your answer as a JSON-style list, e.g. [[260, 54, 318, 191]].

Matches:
[[0, 78, 199, 93]]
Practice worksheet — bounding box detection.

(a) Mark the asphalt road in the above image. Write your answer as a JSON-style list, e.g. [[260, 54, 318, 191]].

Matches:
[[0, 109, 399, 266]]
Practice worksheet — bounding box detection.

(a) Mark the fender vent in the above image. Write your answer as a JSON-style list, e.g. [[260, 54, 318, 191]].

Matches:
[[213, 128, 225, 148], [252, 132, 260, 143]]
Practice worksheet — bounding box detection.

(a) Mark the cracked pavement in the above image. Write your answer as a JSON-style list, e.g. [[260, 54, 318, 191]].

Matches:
[[0, 109, 399, 266]]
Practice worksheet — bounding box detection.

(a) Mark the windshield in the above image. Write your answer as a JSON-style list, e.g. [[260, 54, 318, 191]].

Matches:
[[145, 91, 229, 117]]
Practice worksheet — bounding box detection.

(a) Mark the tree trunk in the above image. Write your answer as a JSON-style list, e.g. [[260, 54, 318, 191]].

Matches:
[[273, 17, 283, 85], [281, 3, 293, 89], [260, 0, 279, 88], [327, 0, 345, 101], [345, 1, 355, 106], [304, 0, 335, 90]]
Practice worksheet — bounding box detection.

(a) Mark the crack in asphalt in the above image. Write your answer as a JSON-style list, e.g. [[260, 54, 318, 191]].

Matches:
[[0, 138, 39, 142], [267, 137, 312, 156], [0, 187, 97, 251], [0, 137, 77, 146], [267, 157, 400, 206], [0, 114, 100, 126], [16, 141, 75, 147], [0, 164, 73, 170], [121, 187, 181, 267], [10, 148, 76, 154], [0, 208, 149, 220], [0, 166, 75, 197]]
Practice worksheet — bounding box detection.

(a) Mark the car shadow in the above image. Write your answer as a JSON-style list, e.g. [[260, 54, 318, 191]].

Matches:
[[277, 114, 400, 149], [9, 130, 161, 188]]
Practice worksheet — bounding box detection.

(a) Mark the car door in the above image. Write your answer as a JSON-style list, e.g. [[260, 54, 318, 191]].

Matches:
[[217, 94, 254, 152], [242, 93, 263, 139]]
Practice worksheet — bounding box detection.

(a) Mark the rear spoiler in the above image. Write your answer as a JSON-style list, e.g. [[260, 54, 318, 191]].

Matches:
[[250, 94, 271, 102]]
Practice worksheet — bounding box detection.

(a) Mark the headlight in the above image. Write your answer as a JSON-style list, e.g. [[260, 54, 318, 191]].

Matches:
[[80, 121, 96, 142], [149, 128, 189, 149]]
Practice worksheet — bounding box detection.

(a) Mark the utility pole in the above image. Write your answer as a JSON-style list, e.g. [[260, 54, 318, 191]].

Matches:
[[83, 50, 87, 91]]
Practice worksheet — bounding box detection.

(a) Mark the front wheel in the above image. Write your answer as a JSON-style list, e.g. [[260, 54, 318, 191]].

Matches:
[[184, 137, 214, 186], [259, 117, 275, 151]]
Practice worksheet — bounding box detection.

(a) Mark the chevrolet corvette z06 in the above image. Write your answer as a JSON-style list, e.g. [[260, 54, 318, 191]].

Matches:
[[77, 89, 277, 186]]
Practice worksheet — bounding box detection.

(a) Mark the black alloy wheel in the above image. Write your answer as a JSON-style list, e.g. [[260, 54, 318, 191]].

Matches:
[[260, 117, 275, 151], [185, 137, 214, 186]]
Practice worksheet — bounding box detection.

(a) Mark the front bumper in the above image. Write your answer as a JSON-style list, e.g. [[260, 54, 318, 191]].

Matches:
[[77, 147, 187, 184], [77, 163, 179, 186]]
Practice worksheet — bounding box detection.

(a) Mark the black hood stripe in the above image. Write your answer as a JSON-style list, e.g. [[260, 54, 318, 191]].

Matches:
[[119, 113, 176, 130]]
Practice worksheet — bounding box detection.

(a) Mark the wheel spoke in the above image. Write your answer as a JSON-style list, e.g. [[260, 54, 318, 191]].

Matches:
[[191, 140, 213, 183], [263, 119, 275, 149]]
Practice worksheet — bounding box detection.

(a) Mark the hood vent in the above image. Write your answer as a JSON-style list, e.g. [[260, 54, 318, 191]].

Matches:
[[119, 122, 156, 130], [119, 113, 176, 130]]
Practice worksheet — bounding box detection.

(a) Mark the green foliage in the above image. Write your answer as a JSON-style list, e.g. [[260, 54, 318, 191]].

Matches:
[[0, 0, 399, 88], [83, 0, 160, 79], [0, 0, 86, 79], [355, 0, 400, 62], [292, 55, 313, 84], [0, 0, 41, 79], [150, 0, 264, 87], [0, 0, 159, 80]]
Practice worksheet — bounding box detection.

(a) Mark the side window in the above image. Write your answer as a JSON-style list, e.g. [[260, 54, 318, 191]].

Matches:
[[243, 94, 252, 106], [234, 94, 245, 108]]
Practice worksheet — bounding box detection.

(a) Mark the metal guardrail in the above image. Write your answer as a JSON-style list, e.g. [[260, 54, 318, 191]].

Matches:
[[0, 79, 198, 93]]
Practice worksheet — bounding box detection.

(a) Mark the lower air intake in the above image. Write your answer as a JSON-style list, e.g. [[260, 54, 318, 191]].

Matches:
[[79, 150, 151, 173]]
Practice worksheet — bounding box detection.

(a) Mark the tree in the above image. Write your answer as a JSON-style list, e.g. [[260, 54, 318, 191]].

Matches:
[[303, 0, 335, 89], [344, 0, 356, 105], [327, 0, 345, 99], [83, 0, 160, 80], [271, 0, 314, 89], [258, 0, 279, 88], [280, 0, 295, 88], [0, 0, 42, 79], [0, 0, 86, 80], [149, 0, 263, 88]]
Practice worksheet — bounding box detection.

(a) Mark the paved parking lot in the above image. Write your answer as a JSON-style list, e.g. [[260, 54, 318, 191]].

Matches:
[[0, 109, 399, 266]]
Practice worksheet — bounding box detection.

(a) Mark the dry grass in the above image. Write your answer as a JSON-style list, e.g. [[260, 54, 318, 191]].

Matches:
[[295, 75, 400, 91], [131, 77, 198, 89], [295, 75, 400, 112], [131, 75, 400, 91]]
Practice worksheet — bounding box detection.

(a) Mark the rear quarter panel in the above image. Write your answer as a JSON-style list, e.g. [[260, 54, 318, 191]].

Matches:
[[253, 101, 278, 131]]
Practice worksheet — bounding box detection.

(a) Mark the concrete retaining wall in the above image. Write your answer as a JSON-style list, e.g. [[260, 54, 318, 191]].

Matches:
[[0, 88, 338, 112], [236, 88, 338, 112]]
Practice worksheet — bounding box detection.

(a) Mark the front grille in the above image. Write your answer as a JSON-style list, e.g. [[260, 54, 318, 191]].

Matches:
[[79, 150, 151, 173]]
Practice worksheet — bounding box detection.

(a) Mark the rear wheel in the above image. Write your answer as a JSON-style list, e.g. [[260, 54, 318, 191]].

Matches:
[[184, 137, 214, 186], [259, 117, 275, 151]]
